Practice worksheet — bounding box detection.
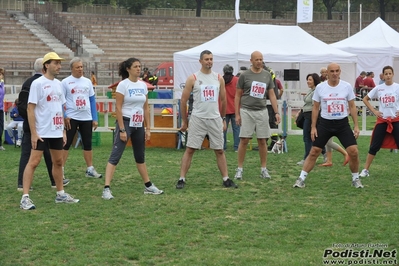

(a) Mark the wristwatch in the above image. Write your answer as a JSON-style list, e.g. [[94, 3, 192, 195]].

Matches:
[[222, 117, 226, 121], [120, 128, 126, 133]]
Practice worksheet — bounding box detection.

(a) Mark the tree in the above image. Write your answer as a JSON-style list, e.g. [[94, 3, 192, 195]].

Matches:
[[196, 0, 203, 17], [322, 0, 339, 19], [118, 0, 150, 15], [60, 0, 90, 12]]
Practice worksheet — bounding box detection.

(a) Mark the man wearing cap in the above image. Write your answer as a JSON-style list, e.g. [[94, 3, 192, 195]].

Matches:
[[17, 57, 70, 191], [222, 64, 240, 152], [354, 71, 367, 96], [20, 52, 79, 210]]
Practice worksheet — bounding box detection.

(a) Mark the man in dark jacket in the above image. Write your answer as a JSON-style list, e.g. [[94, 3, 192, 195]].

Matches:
[[16, 58, 70, 191]]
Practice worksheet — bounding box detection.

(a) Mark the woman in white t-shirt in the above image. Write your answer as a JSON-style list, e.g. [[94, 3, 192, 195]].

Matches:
[[359, 66, 399, 177], [102, 58, 164, 199]]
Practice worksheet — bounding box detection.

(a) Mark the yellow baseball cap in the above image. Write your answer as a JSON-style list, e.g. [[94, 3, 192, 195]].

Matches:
[[43, 52, 64, 64]]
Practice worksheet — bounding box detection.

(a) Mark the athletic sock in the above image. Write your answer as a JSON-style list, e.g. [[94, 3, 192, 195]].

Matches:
[[299, 170, 308, 181], [145, 181, 152, 188]]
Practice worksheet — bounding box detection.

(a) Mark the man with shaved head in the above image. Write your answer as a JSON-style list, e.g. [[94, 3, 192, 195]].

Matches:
[[293, 63, 363, 189], [234, 51, 281, 180]]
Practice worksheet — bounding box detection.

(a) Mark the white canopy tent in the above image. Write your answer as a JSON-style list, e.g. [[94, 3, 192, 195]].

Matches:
[[331, 17, 399, 83], [173, 23, 357, 99]]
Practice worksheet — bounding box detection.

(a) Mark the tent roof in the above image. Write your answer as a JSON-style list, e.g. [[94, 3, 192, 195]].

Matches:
[[174, 23, 357, 63], [331, 17, 399, 55]]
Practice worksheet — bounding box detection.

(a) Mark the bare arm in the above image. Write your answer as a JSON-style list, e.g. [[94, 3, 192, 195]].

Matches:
[[115, 92, 127, 142], [310, 101, 320, 141], [348, 99, 360, 138], [234, 88, 243, 126], [268, 88, 281, 124], [143, 94, 151, 141], [219, 77, 226, 117], [180, 75, 195, 132], [27, 103, 42, 149], [363, 95, 381, 117]]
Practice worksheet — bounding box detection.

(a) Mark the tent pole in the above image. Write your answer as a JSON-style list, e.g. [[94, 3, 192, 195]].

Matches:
[[348, 0, 350, 37], [359, 4, 362, 31]]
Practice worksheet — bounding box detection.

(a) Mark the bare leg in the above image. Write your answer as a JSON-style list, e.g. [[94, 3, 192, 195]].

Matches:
[[83, 150, 93, 167], [346, 145, 359, 174], [214, 149, 228, 177], [104, 162, 117, 186], [303, 146, 323, 173], [22, 149, 43, 194], [237, 138, 249, 168], [136, 163, 150, 183], [362, 153, 375, 170], [49, 149, 64, 191], [257, 138, 268, 168], [180, 147, 196, 178]]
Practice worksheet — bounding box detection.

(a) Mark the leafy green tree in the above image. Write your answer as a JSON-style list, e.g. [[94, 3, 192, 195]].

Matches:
[[117, 0, 150, 14], [322, 0, 339, 19], [61, 0, 91, 12]]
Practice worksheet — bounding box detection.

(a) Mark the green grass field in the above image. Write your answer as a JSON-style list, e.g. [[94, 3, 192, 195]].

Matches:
[[1, 132, 398, 265]]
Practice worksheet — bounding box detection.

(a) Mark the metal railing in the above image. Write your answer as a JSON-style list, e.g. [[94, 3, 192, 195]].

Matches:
[[3, 88, 378, 136], [1, 0, 398, 21], [23, 1, 82, 54]]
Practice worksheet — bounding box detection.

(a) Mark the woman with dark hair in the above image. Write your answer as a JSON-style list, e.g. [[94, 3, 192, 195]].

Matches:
[[102, 58, 164, 199], [297, 73, 321, 165], [360, 66, 399, 177]]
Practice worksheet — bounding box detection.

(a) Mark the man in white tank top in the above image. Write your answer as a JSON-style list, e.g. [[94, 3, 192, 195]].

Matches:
[[293, 63, 363, 189], [175, 50, 237, 189]]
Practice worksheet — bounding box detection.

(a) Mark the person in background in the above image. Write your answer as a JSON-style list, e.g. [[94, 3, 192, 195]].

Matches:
[[362, 72, 376, 95], [234, 51, 280, 180], [293, 63, 362, 189], [102, 57, 164, 199], [62, 57, 102, 179], [6, 99, 24, 147], [354, 71, 367, 97], [175, 50, 237, 189], [296, 73, 320, 166], [236, 66, 247, 78], [91, 71, 97, 89], [359, 66, 399, 178], [17, 58, 70, 192], [222, 64, 240, 152], [320, 67, 328, 82], [379, 73, 385, 85], [0, 68, 5, 150], [20, 52, 80, 210]]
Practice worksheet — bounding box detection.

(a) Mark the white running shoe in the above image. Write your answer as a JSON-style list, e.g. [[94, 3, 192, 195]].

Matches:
[[16, 139, 22, 147], [55, 193, 80, 203], [352, 178, 364, 188], [359, 169, 369, 178], [293, 178, 305, 188], [85, 168, 102, 178], [234, 168, 243, 180], [20, 196, 36, 210], [144, 184, 164, 195], [102, 188, 114, 200], [296, 160, 305, 165], [260, 168, 271, 179]]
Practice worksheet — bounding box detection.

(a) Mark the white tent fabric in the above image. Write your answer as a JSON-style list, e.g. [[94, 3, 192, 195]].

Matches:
[[331, 17, 399, 83], [173, 23, 357, 97]]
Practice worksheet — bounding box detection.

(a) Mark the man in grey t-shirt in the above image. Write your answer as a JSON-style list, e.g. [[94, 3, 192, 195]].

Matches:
[[234, 51, 281, 180]]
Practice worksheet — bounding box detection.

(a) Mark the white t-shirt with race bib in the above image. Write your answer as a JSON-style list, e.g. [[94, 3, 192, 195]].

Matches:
[[62, 75, 95, 121], [116, 78, 148, 128], [367, 82, 399, 119], [313, 80, 355, 120], [28, 75, 66, 138]]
